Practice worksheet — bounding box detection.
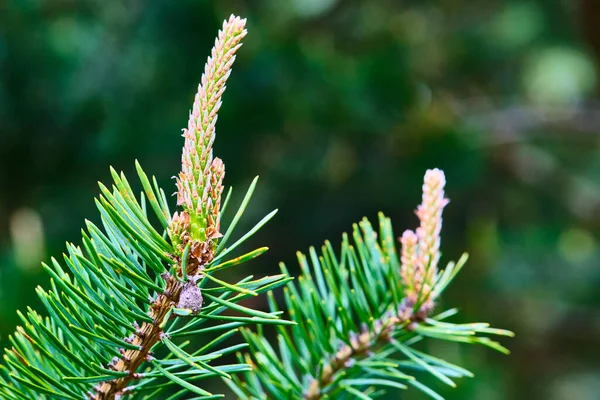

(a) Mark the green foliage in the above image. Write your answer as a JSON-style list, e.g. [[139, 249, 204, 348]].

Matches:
[[0, 11, 514, 400], [3, 2, 598, 399], [231, 214, 513, 399], [0, 164, 290, 399], [0, 15, 295, 400]]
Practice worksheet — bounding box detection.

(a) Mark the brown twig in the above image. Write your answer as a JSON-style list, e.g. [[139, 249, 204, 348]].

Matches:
[[92, 273, 184, 399], [304, 302, 431, 400]]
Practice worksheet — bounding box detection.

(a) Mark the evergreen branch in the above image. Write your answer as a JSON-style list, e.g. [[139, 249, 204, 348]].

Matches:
[[95, 16, 251, 398], [233, 170, 513, 399], [1, 14, 294, 400]]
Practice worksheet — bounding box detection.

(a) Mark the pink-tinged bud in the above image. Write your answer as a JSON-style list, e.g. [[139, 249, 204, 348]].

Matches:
[[416, 168, 448, 280], [173, 15, 246, 251], [401, 168, 449, 306]]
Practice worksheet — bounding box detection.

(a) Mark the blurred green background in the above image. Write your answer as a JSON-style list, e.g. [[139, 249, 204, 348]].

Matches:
[[2, 0, 600, 399]]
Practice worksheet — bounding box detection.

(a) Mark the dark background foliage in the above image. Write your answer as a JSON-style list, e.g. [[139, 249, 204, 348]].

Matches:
[[2, 0, 600, 398]]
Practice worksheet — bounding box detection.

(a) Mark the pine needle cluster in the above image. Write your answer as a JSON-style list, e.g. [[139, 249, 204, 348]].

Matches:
[[229, 169, 513, 399]]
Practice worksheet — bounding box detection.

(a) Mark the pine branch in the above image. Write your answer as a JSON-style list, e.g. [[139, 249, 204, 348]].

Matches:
[[95, 16, 248, 399], [231, 169, 514, 399], [1, 14, 294, 400]]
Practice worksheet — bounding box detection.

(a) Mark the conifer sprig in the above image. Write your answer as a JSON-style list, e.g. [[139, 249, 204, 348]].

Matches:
[[231, 169, 513, 399], [1, 14, 292, 400], [173, 14, 247, 269]]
